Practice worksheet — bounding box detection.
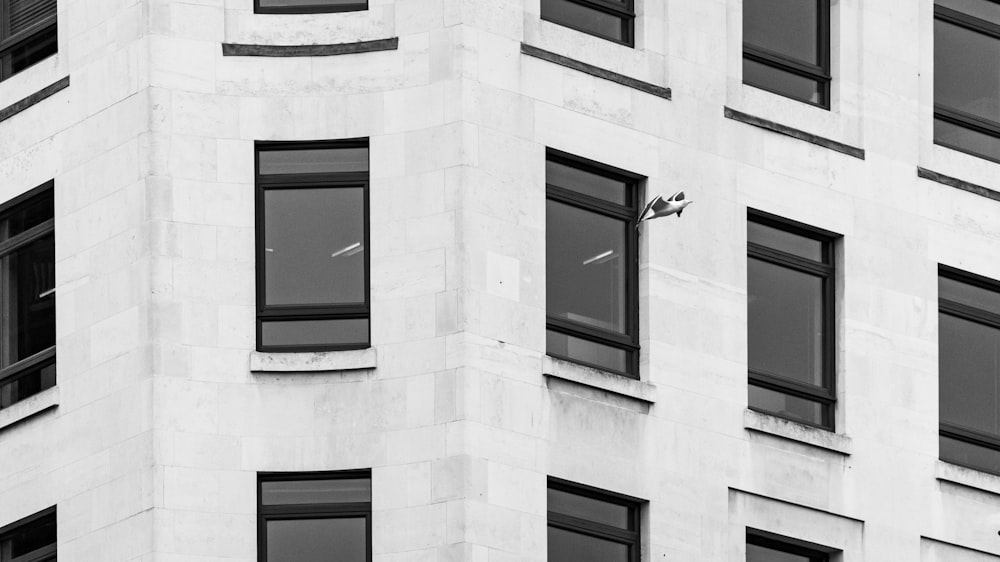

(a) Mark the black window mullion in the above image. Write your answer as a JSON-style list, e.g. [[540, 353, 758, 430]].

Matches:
[[936, 5, 1000, 38], [548, 514, 639, 544], [564, 0, 634, 19], [749, 369, 836, 404], [934, 104, 1000, 139], [742, 45, 831, 82]]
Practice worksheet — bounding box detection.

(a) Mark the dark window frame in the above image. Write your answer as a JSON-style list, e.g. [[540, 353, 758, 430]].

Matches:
[[746, 528, 837, 562], [540, 0, 636, 47], [933, 2, 1000, 164], [547, 477, 642, 562], [253, 0, 367, 14], [0, 181, 55, 412], [742, 0, 831, 108], [0, 506, 56, 562], [545, 148, 641, 379], [257, 470, 372, 562], [0, 0, 57, 82], [254, 139, 371, 353], [938, 264, 1000, 475], [747, 210, 837, 430]]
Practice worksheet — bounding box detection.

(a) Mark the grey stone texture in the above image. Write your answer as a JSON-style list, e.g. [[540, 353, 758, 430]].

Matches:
[[0, 0, 997, 560]]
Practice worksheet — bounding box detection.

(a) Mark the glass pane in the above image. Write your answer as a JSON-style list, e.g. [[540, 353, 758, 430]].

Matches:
[[743, 58, 824, 105], [939, 275, 1000, 316], [935, 19, 1000, 123], [264, 188, 365, 306], [259, 147, 368, 175], [262, 478, 371, 505], [261, 318, 368, 348], [547, 160, 628, 205], [748, 258, 825, 387], [939, 314, 1000, 435], [2, 191, 53, 239], [0, 360, 55, 410], [938, 0, 1000, 24], [744, 0, 821, 64], [9, 26, 57, 76], [934, 117, 1000, 163], [0, 511, 56, 559], [266, 518, 366, 562], [259, 0, 365, 7], [748, 221, 824, 262], [541, 0, 627, 42], [749, 384, 827, 427], [1, 235, 56, 368], [547, 330, 629, 374], [547, 200, 628, 334], [548, 526, 629, 562], [941, 434, 1000, 475], [747, 543, 814, 562], [548, 488, 630, 529]]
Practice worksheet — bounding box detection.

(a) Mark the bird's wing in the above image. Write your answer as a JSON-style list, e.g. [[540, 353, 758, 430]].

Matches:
[[667, 190, 685, 202], [638, 194, 662, 222]]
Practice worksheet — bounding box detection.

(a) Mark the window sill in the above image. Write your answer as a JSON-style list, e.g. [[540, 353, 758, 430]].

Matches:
[[936, 460, 1000, 496], [249, 348, 376, 373], [0, 386, 58, 432], [542, 355, 655, 405], [744, 409, 852, 455]]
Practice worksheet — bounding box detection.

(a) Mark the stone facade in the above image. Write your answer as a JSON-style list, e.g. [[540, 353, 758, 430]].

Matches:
[[0, 0, 998, 560]]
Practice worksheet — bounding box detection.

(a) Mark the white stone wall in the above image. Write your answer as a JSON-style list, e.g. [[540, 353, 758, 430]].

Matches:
[[0, 0, 998, 560]]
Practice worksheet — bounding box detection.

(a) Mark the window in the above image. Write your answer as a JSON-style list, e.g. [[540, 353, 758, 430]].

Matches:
[[540, 0, 635, 46], [939, 266, 1000, 475], [548, 478, 641, 562], [0, 184, 55, 411], [0, 0, 57, 82], [0, 507, 56, 562], [934, 0, 1000, 163], [258, 471, 370, 562], [743, 0, 830, 108], [746, 529, 835, 562], [255, 140, 369, 352], [254, 0, 366, 14], [546, 150, 640, 378], [747, 212, 836, 430]]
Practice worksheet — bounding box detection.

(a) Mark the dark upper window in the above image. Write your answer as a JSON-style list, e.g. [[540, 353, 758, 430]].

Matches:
[[258, 471, 370, 562], [743, 0, 830, 108], [746, 529, 836, 562], [747, 211, 836, 430], [540, 0, 635, 46], [0, 507, 56, 562], [0, 0, 57, 82], [0, 184, 55, 411], [255, 140, 370, 352], [934, 0, 1000, 163], [546, 150, 640, 378], [939, 266, 1000, 475], [254, 0, 366, 14], [548, 478, 641, 562]]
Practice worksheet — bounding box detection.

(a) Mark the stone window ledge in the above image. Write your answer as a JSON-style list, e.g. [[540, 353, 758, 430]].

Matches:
[[250, 348, 376, 373], [542, 356, 656, 404], [0, 387, 58, 432], [936, 460, 1000, 496], [744, 409, 852, 455]]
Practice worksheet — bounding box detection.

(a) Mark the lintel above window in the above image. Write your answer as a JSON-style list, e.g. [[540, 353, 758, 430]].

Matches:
[[254, 0, 368, 14]]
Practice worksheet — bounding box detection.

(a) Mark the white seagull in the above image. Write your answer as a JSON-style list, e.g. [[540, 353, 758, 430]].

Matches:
[[638, 191, 693, 225]]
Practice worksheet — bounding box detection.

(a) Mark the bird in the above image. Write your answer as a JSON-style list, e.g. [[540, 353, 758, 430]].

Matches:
[[638, 191, 693, 225]]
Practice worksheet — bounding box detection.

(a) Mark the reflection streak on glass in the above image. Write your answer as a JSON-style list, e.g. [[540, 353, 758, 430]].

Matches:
[[547, 200, 627, 334], [265, 188, 365, 306]]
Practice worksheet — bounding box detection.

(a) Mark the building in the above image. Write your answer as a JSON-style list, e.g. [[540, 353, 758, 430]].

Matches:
[[1, 0, 1000, 560]]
